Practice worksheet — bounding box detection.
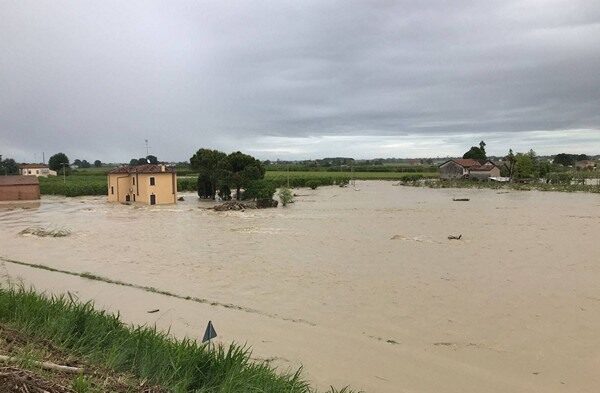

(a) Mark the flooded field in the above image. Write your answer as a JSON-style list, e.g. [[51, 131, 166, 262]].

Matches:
[[1, 181, 599, 392]]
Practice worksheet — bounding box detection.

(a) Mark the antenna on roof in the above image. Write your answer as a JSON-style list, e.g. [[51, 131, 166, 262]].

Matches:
[[144, 139, 150, 156]]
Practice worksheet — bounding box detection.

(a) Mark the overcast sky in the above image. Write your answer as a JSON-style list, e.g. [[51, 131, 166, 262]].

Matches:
[[1, 0, 599, 162]]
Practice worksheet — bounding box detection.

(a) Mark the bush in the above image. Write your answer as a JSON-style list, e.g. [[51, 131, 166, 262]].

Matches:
[[243, 180, 276, 200], [306, 180, 319, 190], [177, 177, 197, 191], [400, 174, 424, 183], [547, 172, 573, 184], [278, 187, 294, 206]]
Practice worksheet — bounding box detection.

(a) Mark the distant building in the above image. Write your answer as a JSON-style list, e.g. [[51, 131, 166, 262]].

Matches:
[[438, 159, 500, 180], [575, 160, 596, 171], [0, 176, 40, 201], [107, 164, 177, 205], [18, 164, 57, 177]]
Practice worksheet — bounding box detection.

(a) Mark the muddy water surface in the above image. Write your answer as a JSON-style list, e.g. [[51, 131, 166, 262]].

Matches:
[[1, 181, 600, 392]]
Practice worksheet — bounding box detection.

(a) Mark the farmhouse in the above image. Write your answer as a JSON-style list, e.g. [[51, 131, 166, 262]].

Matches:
[[18, 164, 57, 177], [107, 164, 177, 205], [575, 160, 596, 171], [0, 176, 40, 201], [439, 159, 500, 180]]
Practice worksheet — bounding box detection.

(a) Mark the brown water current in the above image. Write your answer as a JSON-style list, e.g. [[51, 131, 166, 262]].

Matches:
[[1, 181, 599, 392]]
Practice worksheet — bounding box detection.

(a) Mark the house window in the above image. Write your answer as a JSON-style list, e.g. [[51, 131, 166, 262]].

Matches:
[[150, 177, 155, 186], [132, 177, 135, 185], [36, 170, 39, 174], [28, 170, 31, 174], [111, 186, 114, 195], [133, 194, 136, 202]]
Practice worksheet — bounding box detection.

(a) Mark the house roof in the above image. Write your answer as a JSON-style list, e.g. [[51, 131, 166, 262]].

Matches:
[[108, 164, 175, 174], [19, 163, 48, 169], [439, 159, 498, 171], [575, 160, 595, 166], [440, 158, 482, 168], [0, 176, 40, 186], [470, 164, 497, 172]]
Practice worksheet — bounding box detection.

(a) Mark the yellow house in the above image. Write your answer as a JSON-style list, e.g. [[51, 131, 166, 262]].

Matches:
[[107, 164, 177, 205]]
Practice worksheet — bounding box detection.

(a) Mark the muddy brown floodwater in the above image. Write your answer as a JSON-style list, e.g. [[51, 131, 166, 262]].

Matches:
[[1, 181, 600, 392]]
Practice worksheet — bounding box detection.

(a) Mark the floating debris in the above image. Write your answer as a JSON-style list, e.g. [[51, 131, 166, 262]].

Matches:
[[452, 198, 470, 202], [213, 201, 255, 211], [19, 227, 70, 238], [448, 234, 462, 240]]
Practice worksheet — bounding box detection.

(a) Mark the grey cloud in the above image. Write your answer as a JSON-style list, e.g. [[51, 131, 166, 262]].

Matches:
[[1, 0, 599, 162]]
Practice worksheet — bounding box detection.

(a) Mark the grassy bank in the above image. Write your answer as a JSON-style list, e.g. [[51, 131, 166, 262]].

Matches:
[[0, 285, 353, 392]]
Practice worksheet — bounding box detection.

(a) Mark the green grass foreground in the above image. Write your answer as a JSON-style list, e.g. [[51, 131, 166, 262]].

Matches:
[[0, 285, 355, 392]]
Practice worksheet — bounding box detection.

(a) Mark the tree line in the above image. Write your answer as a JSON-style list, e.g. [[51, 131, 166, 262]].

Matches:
[[461, 141, 595, 179]]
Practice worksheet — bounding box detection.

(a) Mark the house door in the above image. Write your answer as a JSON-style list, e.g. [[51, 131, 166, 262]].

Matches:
[[125, 195, 130, 202], [150, 194, 156, 205]]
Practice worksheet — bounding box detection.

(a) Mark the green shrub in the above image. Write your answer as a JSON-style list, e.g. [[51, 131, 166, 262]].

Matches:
[[278, 187, 294, 206], [243, 180, 276, 200], [177, 177, 197, 191], [547, 172, 573, 184], [306, 180, 319, 190]]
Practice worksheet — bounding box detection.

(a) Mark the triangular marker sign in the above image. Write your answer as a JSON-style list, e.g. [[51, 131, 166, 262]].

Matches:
[[202, 320, 217, 343]]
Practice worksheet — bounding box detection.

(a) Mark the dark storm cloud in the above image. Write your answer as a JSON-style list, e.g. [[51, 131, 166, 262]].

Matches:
[[1, 0, 599, 161]]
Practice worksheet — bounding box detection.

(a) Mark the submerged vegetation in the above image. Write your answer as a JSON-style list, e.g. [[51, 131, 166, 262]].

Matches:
[[0, 285, 355, 392], [406, 178, 600, 193], [19, 227, 70, 238]]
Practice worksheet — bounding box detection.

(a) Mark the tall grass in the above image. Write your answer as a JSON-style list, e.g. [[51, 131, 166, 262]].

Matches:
[[0, 286, 354, 392]]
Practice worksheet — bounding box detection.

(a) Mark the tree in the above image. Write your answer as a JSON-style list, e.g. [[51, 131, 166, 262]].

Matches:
[[79, 160, 90, 168], [479, 140, 486, 155], [94, 160, 102, 168], [503, 149, 517, 178], [73, 159, 82, 166], [138, 157, 148, 165], [225, 151, 265, 200], [0, 155, 18, 175], [515, 153, 534, 178], [553, 153, 576, 167], [48, 153, 69, 172], [129, 159, 139, 166], [190, 149, 228, 199], [146, 155, 158, 164], [463, 141, 487, 160]]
